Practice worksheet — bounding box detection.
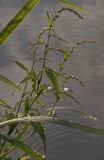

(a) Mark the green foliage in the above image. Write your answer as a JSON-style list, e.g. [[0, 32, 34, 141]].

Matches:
[[15, 61, 30, 74], [1, 116, 104, 135], [58, 0, 91, 14], [0, 3, 97, 160], [0, 0, 90, 45], [45, 66, 61, 98], [0, 0, 40, 44], [0, 99, 12, 110], [0, 74, 22, 91], [17, 156, 30, 160], [0, 133, 45, 160], [32, 122, 46, 151], [47, 11, 52, 27]]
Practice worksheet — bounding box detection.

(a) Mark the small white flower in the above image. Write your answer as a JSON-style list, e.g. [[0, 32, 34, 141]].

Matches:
[[85, 115, 97, 120], [47, 86, 52, 91], [63, 87, 68, 92]]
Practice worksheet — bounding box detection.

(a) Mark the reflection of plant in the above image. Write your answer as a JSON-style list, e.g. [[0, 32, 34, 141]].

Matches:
[[0, 7, 102, 160]]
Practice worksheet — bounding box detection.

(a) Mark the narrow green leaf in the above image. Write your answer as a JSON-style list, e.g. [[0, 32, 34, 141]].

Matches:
[[24, 97, 31, 116], [0, 99, 12, 109], [18, 76, 31, 86], [19, 156, 30, 160], [0, 74, 22, 91], [50, 119, 104, 135], [32, 122, 46, 151], [5, 111, 17, 135], [52, 34, 69, 44], [39, 84, 47, 93], [47, 11, 52, 27], [35, 99, 45, 107], [0, 133, 45, 160], [30, 70, 37, 91], [58, 0, 91, 14], [64, 48, 69, 61], [0, 0, 40, 44], [45, 67, 61, 98], [1, 116, 104, 136], [62, 90, 81, 106], [15, 61, 29, 74], [30, 70, 37, 82]]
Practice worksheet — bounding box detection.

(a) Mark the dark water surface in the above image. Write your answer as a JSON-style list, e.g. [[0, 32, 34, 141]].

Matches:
[[0, 0, 104, 159]]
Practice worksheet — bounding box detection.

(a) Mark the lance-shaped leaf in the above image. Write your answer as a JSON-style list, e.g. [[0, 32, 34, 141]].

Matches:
[[47, 11, 52, 27], [58, 0, 91, 14], [0, 0, 40, 45], [15, 61, 29, 74], [19, 156, 30, 160], [64, 48, 69, 61], [45, 67, 61, 98], [0, 74, 22, 91], [0, 133, 45, 160], [32, 122, 46, 151], [1, 116, 104, 136], [0, 99, 12, 109], [18, 76, 31, 86], [4, 110, 17, 136], [24, 97, 31, 116]]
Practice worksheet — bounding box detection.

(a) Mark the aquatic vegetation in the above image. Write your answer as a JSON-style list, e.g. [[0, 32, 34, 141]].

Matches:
[[0, 2, 101, 160], [0, 0, 91, 45]]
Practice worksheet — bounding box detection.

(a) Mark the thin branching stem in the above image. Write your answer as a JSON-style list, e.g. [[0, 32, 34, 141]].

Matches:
[[16, 82, 28, 117]]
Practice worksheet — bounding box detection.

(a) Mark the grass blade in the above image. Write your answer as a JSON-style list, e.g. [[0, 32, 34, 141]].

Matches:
[[58, 0, 91, 14], [15, 61, 29, 74], [0, 74, 22, 91], [0, 99, 12, 109], [47, 11, 52, 27], [0, 133, 45, 160], [19, 156, 30, 160], [32, 122, 46, 151], [1, 116, 104, 136], [50, 119, 104, 135], [62, 91, 81, 106], [0, 0, 40, 45], [18, 76, 31, 86]]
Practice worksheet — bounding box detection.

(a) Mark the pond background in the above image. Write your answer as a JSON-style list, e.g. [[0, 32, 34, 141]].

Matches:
[[0, 0, 104, 159]]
